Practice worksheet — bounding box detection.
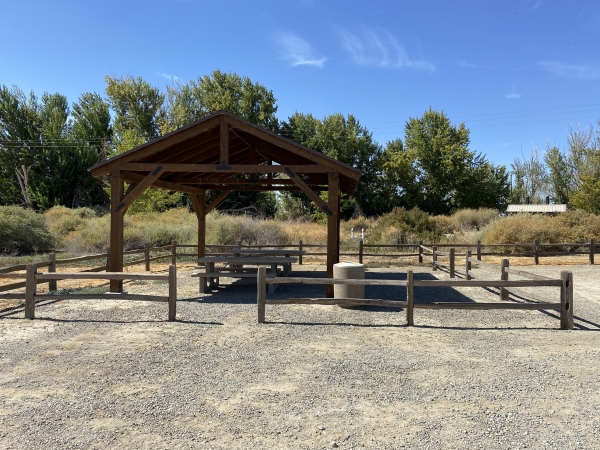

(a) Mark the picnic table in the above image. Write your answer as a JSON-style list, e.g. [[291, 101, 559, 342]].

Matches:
[[192, 256, 297, 294], [227, 249, 305, 275]]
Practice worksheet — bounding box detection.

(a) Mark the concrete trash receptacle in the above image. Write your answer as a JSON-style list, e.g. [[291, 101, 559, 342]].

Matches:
[[333, 262, 365, 308]]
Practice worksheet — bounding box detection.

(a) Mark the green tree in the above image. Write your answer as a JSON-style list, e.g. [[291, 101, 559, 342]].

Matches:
[[105, 75, 182, 212], [280, 112, 387, 219], [401, 108, 508, 214], [0, 86, 102, 209], [160, 70, 279, 133], [72, 92, 113, 159]]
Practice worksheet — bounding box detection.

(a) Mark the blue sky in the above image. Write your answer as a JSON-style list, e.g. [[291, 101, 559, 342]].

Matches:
[[1, 0, 599, 167]]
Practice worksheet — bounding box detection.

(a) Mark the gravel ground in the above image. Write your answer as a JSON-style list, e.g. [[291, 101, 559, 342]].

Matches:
[[1, 263, 599, 449]]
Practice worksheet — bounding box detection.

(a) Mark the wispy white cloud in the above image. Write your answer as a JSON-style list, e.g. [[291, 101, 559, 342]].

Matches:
[[157, 72, 181, 82], [336, 26, 435, 73], [505, 86, 521, 99], [457, 60, 485, 69], [274, 32, 326, 68], [532, 0, 543, 11], [539, 61, 600, 79]]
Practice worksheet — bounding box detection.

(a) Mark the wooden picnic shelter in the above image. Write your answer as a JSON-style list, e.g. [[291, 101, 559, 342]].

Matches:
[[88, 111, 362, 296]]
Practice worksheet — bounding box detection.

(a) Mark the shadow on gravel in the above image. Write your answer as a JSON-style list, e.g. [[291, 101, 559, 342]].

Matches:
[[196, 270, 476, 310], [2, 316, 222, 325], [270, 321, 407, 328]]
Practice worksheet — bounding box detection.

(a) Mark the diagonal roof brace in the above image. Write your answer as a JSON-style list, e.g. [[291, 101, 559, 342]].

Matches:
[[285, 167, 332, 216]]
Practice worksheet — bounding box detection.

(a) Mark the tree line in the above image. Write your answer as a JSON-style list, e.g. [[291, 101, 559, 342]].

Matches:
[[511, 123, 600, 213], [6, 69, 584, 219]]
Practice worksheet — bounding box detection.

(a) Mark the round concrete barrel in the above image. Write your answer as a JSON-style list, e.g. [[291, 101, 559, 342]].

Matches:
[[334, 262, 365, 308]]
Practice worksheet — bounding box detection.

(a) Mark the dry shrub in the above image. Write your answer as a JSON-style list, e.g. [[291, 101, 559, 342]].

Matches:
[[369, 207, 442, 243], [206, 212, 290, 246], [452, 208, 499, 232], [0, 206, 53, 254], [432, 215, 454, 234]]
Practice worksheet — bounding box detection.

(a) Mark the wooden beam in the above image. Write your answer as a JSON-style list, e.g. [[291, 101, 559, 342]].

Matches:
[[89, 115, 221, 177], [190, 185, 325, 192], [205, 190, 232, 215], [326, 172, 340, 298], [120, 163, 330, 173], [109, 173, 125, 292], [285, 168, 332, 216], [168, 177, 325, 185], [121, 171, 205, 195], [115, 165, 163, 213], [225, 116, 361, 181], [218, 119, 230, 169]]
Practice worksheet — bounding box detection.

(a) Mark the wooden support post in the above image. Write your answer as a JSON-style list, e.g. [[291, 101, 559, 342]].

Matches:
[[560, 271, 574, 330], [190, 191, 206, 260], [432, 246, 438, 271], [109, 173, 125, 292], [219, 119, 229, 168], [418, 240, 423, 263], [326, 172, 340, 298], [25, 264, 36, 319], [476, 240, 482, 261], [465, 250, 472, 280], [590, 239, 595, 265], [144, 243, 151, 271], [168, 265, 176, 321], [171, 240, 177, 266], [359, 239, 364, 264], [257, 266, 266, 323], [449, 248, 455, 278], [48, 252, 57, 291], [406, 270, 414, 326], [106, 251, 110, 271], [533, 239, 540, 265], [298, 240, 303, 265], [500, 259, 509, 300]]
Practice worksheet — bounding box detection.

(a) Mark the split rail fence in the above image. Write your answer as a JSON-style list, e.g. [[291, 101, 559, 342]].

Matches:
[[256, 261, 574, 329], [0, 265, 177, 321]]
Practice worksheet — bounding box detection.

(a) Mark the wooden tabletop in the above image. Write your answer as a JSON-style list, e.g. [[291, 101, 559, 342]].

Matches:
[[228, 249, 305, 256], [197, 256, 297, 264]]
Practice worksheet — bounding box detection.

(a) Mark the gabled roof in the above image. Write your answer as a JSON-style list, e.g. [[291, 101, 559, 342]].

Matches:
[[506, 204, 567, 213], [89, 111, 362, 195]]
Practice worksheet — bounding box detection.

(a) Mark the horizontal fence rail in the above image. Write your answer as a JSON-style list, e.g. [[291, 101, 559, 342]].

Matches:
[[17, 264, 177, 321], [256, 261, 574, 329]]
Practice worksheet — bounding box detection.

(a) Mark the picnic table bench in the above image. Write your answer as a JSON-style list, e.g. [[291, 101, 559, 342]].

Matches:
[[192, 256, 297, 294], [227, 249, 305, 275]]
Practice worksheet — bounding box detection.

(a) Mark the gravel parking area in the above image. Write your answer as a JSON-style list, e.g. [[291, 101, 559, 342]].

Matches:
[[1, 263, 599, 449]]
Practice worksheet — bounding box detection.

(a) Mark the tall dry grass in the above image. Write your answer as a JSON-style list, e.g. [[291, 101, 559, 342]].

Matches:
[[2, 205, 599, 259]]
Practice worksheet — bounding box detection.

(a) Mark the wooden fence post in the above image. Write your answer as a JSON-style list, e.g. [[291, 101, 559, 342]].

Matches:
[[465, 250, 472, 280], [500, 259, 509, 300], [106, 249, 110, 271], [25, 264, 36, 319], [533, 239, 539, 265], [560, 271, 574, 330], [48, 252, 57, 291], [145, 242, 151, 271], [168, 265, 177, 321], [406, 270, 414, 326], [476, 240, 482, 261], [418, 240, 423, 264], [359, 240, 364, 264], [299, 240, 303, 265], [589, 239, 595, 265], [257, 267, 266, 323], [171, 240, 177, 266], [449, 248, 455, 278], [432, 246, 437, 271]]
